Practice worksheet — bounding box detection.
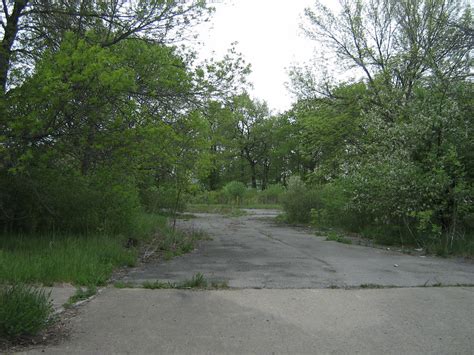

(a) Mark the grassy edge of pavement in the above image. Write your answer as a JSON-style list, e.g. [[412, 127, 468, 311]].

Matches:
[[0, 212, 206, 287]]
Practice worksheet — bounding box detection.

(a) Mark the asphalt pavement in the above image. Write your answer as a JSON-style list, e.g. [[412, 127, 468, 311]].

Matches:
[[123, 210, 474, 288]]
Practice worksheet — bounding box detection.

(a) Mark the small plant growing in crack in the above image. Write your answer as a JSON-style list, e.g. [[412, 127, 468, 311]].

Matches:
[[141, 273, 229, 290], [64, 285, 97, 308], [113, 281, 137, 289], [180, 273, 207, 288]]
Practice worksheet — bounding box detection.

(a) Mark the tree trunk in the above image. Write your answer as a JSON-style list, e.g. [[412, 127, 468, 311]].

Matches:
[[240, 149, 245, 182], [262, 158, 270, 190], [250, 163, 257, 189], [0, 0, 28, 93]]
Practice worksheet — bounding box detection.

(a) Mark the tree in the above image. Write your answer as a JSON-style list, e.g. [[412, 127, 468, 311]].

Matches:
[[301, 0, 472, 106], [230, 93, 271, 189], [293, 0, 474, 251]]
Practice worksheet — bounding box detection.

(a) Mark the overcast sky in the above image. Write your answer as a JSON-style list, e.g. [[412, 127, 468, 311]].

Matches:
[[194, 0, 336, 113]]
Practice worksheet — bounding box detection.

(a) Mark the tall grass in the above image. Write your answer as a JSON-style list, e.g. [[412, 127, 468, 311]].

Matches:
[[0, 234, 136, 285], [0, 213, 168, 286], [0, 284, 53, 339]]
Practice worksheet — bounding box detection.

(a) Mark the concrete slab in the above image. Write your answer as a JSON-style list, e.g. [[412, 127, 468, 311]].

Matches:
[[43, 284, 76, 312], [25, 287, 474, 354]]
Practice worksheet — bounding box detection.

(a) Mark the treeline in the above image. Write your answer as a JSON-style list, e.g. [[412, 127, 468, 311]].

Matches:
[[0, 0, 250, 234]]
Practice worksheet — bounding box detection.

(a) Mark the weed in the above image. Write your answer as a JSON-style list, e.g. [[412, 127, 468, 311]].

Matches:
[[274, 213, 288, 224], [64, 286, 97, 308], [0, 284, 53, 340], [142, 227, 207, 263], [210, 281, 229, 289], [359, 283, 385, 289], [179, 273, 207, 288], [141, 274, 227, 290], [113, 281, 136, 289], [142, 281, 174, 289], [325, 232, 352, 244]]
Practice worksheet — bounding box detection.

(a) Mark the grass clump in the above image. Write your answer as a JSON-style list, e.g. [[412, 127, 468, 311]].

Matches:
[[180, 273, 207, 288], [64, 286, 97, 308], [142, 281, 175, 289], [114, 281, 137, 289], [325, 231, 352, 245], [210, 280, 230, 289], [0, 284, 53, 340]]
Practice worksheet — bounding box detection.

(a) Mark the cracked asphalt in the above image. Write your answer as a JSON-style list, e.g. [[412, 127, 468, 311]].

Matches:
[[123, 209, 474, 288]]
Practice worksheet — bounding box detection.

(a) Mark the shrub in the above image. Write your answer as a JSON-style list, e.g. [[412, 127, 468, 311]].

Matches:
[[243, 188, 259, 205], [258, 184, 285, 204], [223, 181, 247, 205], [309, 179, 363, 231], [281, 176, 319, 223], [0, 284, 53, 340]]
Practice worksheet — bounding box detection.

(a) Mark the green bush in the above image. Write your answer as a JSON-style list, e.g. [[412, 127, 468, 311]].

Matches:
[[0, 284, 53, 339], [258, 184, 285, 204], [309, 179, 364, 231], [243, 188, 259, 205], [281, 176, 319, 223], [223, 181, 247, 205]]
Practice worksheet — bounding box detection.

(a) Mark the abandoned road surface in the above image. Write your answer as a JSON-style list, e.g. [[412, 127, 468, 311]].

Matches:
[[28, 210, 474, 354], [124, 209, 474, 288]]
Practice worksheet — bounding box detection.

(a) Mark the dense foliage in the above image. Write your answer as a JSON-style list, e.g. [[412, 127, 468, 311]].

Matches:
[[286, 0, 474, 254], [0, 0, 248, 234]]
